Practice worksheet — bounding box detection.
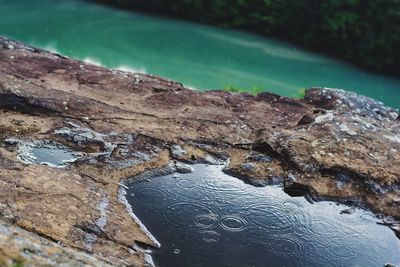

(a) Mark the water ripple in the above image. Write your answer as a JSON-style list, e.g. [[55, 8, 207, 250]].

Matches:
[[337, 221, 393, 247], [281, 201, 302, 213], [130, 186, 171, 205], [360, 212, 378, 222], [269, 235, 305, 257], [164, 201, 219, 229], [125, 164, 400, 266], [219, 215, 248, 232], [175, 178, 200, 190], [324, 244, 357, 259], [198, 230, 221, 243], [202, 178, 246, 193], [194, 213, 219, 229], [248, 204, 309, 233], [303, 217, 342, 239]]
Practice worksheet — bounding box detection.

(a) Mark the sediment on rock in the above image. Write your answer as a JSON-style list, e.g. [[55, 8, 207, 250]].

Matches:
[[0, 36, 399, 265]]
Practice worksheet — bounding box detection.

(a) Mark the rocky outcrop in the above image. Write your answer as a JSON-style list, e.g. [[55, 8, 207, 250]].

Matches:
[[0, 36, 399, 265]]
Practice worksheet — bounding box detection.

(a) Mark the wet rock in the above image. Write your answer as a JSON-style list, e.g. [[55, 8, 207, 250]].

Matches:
[[54, 121, 112, 152], [340, 207, 355, 214], [283, 174, 314, 197], [4, 138, 18, 146], [241, 162, 256, 172], [175, 162, 194, 174], [336, 172, 352, 183], [391, 225, 400, 238], [201, 154, 225, 165], [0, 219, 113, 267], [1, 37, 400, 265], [365, 180, 386, 195], [171, 144, 187, 159], [191, 154, 225, 165], [249, 176, 283, 187], [335, 172, 352, 188], [245, 151, 273, 163]]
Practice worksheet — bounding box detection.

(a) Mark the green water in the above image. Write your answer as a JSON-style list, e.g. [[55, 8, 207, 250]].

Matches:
[[1, 0, 399, 108]]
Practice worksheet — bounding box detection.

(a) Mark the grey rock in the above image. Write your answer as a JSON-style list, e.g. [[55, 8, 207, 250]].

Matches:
[[171, 145, 187, 159], [241, 163, 256, 172], [246, 151, 273, 163], [175, 162, 194, 174]]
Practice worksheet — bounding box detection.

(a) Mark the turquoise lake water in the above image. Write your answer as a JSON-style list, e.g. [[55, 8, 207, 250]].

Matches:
[[0, 0, 399, 108]]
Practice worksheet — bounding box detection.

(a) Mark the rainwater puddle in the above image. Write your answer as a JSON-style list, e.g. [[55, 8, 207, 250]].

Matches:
[[127, 164, 400, 267], [18, 141, 80, 168]]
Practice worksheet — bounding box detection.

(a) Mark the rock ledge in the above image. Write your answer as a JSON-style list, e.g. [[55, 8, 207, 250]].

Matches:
[[0, 37, 399, 265]]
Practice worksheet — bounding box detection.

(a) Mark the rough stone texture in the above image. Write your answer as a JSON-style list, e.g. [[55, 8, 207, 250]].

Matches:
[[0, 219, 113, 267], [0, 36, 399, 265]]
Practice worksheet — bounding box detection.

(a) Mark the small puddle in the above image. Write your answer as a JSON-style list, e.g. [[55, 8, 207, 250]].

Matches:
[[126, 164, 400, 267], [18, 140, 80, 168]]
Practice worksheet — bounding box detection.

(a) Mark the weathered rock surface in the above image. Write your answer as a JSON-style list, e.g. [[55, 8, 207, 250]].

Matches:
[[0, 219, 113, 266], [0, 36, 399, 265]]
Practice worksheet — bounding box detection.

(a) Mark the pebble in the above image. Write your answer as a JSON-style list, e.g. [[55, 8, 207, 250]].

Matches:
[[175, 163, 193, 174], [340, 207, 355, 215]]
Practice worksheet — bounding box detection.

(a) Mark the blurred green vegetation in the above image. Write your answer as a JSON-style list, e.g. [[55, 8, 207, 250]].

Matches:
[[223, 85, 264, 95], [92, 0, 400, 77], [296, 88, 306, 99], [223, 86, 306, 98], [8, 257, 24, 267]]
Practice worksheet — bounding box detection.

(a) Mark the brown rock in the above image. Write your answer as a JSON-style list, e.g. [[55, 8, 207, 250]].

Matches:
[[0, 36, 399, 265]]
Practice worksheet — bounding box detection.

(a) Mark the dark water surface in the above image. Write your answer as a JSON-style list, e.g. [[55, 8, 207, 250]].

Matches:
[[126, 164, 400, 267], [1, 0, 400, 108]]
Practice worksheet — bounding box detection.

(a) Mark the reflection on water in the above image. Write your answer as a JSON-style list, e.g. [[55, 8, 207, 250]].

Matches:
[[1, 0, 400, 108], [18, 141, 79, 168], [31, 146, 76, 167], [195, 29, 329, 63], [127, 164, 400, 267]]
